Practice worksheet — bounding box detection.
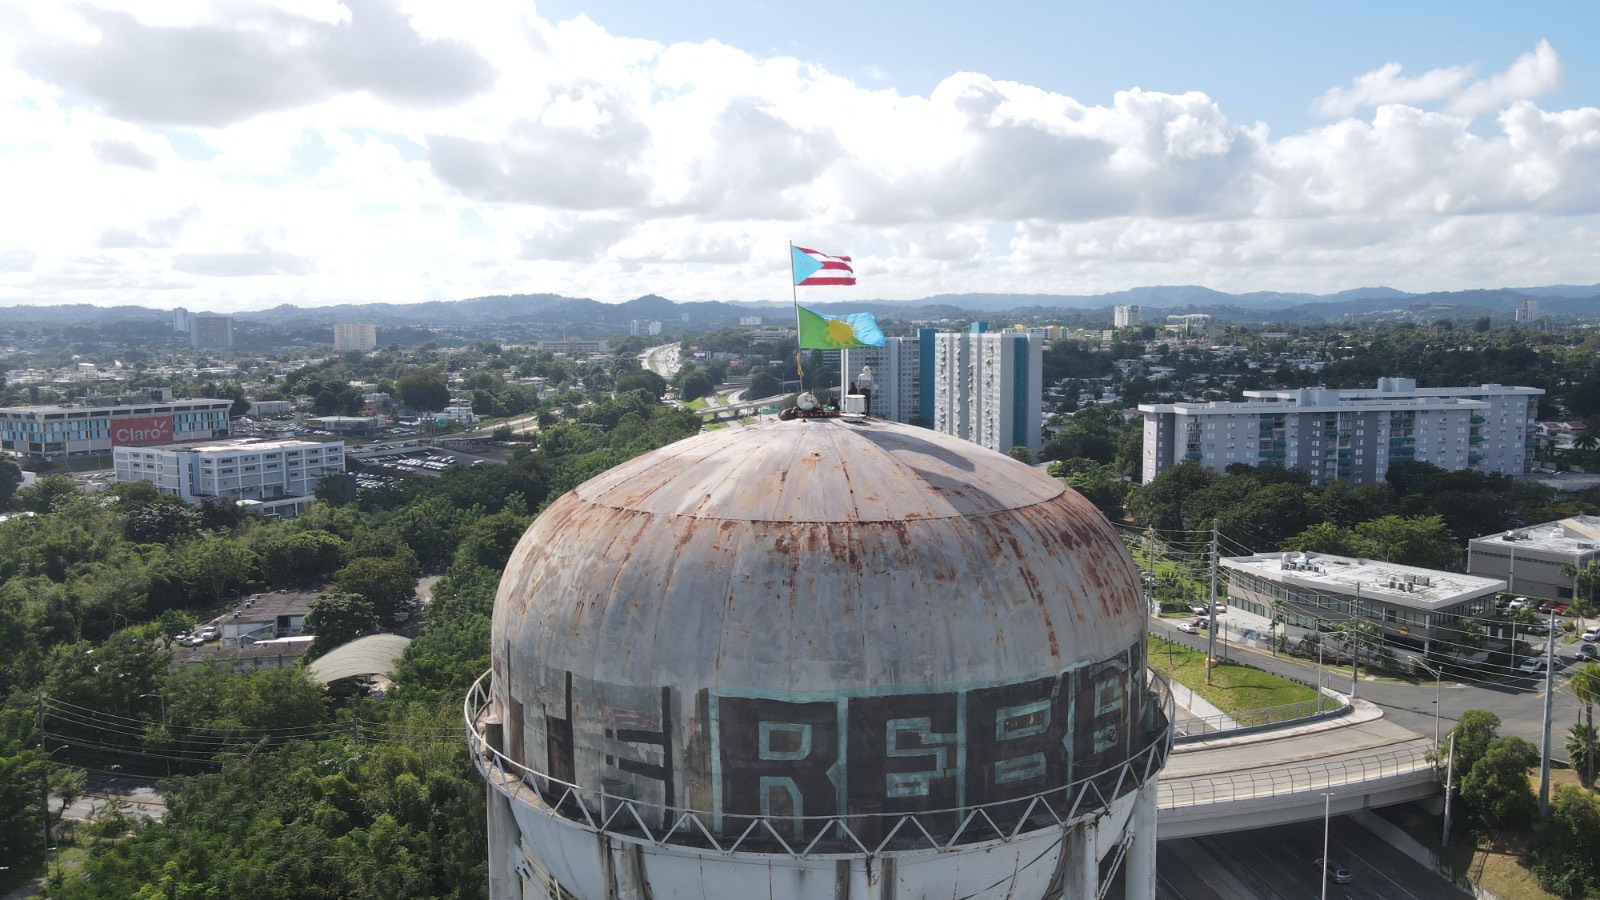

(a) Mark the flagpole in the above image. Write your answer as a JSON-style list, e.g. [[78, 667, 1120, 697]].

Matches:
[[789, 242, 804, 384]]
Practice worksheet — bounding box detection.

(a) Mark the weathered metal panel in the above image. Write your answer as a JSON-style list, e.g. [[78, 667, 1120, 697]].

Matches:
[[491, 418, 1152, 844]]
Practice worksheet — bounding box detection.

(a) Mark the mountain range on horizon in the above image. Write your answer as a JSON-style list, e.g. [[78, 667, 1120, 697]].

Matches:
[[1, 283, 1597, 332]]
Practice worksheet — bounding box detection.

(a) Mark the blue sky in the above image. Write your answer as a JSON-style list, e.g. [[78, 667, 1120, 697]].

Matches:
[[0, 1, 1596, 310], [537, 1, 1599, 134]]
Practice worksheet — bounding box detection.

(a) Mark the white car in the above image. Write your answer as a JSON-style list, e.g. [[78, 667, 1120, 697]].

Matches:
[[1583, 627, 1600, 643], [1520, 655, 1550, 674]]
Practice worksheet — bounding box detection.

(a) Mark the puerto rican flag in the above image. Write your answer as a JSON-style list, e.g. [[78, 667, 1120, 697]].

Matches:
[[791, 245, 856, 286]]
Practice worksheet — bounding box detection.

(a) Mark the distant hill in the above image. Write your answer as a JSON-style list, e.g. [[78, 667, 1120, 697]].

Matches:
[[0, 283, 1595, 331]]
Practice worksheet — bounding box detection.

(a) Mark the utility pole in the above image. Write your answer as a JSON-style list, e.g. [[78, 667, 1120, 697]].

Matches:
[[1540, 605, 1557, 818], [1207, 522, 1219, 685], [1350, 589, 1361, 702], [1443, 732, 1457, 846], [38, 694, 51, 855]]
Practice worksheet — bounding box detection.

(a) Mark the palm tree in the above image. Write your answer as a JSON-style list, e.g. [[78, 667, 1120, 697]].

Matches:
[[1572, 663, 1600, 729], [1569, 723, 1600, 789], [1575, 429, 1600, 452]]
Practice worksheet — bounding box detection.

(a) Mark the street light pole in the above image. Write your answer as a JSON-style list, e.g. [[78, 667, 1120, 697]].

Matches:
[[1418, 660, 1443, 748], [1320, 792, 1332, 900]]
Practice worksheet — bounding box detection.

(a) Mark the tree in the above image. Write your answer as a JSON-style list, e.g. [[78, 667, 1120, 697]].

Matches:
[[678, 371, 714, 403], [175, 537, 256, 605], [616, 369, 667, 399], [11, 474, 78, 513], [0, 455, 22, 508], [747, 371, 782, 401], [305, 591, 379, 658], [395, 368, 450, 412], [258, 530, 347, 587], [1459, 734, 1539, 834], [1007, 446, 1035, 465], [122, 499, 203, 543], [1568, 724, 1600, 789], [1531, 787, 1600, 896], [1572, 662, 1600, 729], [332, 556, 419, 620]]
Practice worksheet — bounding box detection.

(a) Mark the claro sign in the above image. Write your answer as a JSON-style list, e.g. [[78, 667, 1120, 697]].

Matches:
[[111, 415, 174, 447]]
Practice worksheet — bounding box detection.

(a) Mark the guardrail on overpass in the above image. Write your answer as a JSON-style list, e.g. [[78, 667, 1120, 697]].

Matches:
[[1157, 733, 1438, 839]]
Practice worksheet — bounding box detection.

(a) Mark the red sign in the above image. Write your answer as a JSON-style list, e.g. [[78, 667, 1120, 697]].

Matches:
[[112, 415, 174, 447]]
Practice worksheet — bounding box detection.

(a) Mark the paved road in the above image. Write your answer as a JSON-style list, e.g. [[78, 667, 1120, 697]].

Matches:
[[1158, 817, 1468, 899], [59, 770, 166, 823]]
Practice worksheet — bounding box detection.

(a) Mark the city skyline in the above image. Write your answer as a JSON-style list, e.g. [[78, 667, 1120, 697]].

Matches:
[[1, 2, 1598, 311]]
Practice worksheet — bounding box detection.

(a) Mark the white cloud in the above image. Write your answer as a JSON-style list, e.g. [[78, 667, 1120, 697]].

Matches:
[[0, 3, 1596, 308], [1312, 40, 1561, 120]]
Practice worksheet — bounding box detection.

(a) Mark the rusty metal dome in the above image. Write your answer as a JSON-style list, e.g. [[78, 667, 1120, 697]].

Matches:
[[495, 417, 1143, 691], [488, 417, 1153, 843]]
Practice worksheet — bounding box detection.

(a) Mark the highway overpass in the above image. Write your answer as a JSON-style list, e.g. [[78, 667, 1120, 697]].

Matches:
[[1157, 702, 1437, 839]]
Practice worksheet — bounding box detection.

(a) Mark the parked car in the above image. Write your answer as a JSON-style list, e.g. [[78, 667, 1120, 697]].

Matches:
[[1520, 655, 1550, 674], [1315, 858, 1353, 884], [1583, 626, 1600, 642], [1577, 644, 1598, 661], [1553, 604, 1570, 616], [1538, 602, 1555, 613], [1508, 597, 1530, 610], [1189, 603, 1212, 616], [1177, 620, 1200, 634]]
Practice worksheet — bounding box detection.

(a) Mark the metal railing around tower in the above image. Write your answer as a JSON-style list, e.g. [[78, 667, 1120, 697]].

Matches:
[[465, 670, 1175, 857]]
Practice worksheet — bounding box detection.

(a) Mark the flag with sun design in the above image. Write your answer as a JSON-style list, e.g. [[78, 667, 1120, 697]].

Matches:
[[796, 305, 885, 349]]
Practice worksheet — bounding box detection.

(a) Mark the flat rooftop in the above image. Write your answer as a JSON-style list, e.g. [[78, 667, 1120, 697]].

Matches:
[[1222, 552, 1504, 609], [1473, 517, 1600, 555], [228, 589, 319, 622], [133, 437, 343, 454]]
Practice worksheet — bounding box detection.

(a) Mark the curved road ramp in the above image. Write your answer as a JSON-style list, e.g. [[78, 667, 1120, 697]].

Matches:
[[1157, 701, 1437, 839]]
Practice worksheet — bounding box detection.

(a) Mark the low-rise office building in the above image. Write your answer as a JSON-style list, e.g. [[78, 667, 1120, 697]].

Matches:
[[1223, 551, 1505, 654], [0, 393, 231, 459], [114, 437, 344, 517], [1468, 517, 1600, 602]]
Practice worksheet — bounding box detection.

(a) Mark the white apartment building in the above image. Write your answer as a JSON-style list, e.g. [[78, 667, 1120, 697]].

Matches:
[[114, 437, 345, 517], [1140, 378, 1541, 485], [1114, 304, 1141, 328], [928, 329, 1043, 455], [333, 322, 377, 352], [841, 336, 922, 424]]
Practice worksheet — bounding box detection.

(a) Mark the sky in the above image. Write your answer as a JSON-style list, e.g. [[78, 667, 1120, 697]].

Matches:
[[1, 1, 1598, 312]]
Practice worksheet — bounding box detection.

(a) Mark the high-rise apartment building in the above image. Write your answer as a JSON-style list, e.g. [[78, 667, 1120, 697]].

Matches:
[[1139, 378, 1541, 485], [172, 307, 189, 333], [928, 329, 1043, 455], [841, 335, 922, 424], [1114, 304, 1141, 328], [190, 314, 234, 349], [1515, 299, 1541, 323], [332, 322, 377, 352]]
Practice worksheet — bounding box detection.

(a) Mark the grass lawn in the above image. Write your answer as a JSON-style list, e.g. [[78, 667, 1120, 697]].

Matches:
[[684, 398, 708, 411], [1147, 634, 1319, 714]]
